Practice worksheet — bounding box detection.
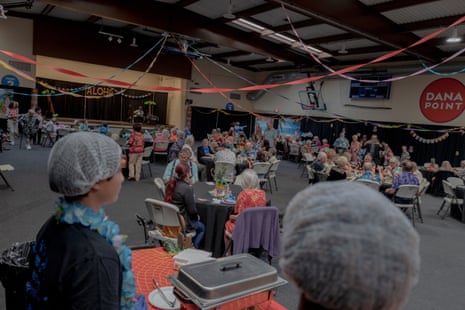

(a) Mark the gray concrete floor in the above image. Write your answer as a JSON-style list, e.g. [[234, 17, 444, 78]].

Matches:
[[1, 143, 464, 309]]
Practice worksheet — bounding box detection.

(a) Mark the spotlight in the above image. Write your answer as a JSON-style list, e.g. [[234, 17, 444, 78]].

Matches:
[[108, 36, 113, 42], [447, 27, 462, 43], [117, 38, 122, 44], [338, 43, 348, 54], [223, 0, 236, 19], [130, 37, 138, 47]]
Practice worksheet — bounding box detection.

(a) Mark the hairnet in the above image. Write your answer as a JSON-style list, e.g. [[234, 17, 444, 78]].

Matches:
[[280, 181, 420, 310], [48, 132, 121, 196]]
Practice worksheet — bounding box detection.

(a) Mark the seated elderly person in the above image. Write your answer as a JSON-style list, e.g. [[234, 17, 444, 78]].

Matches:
[[385, 160, 419, 200], [430, 160, 457, 196], [311, 151, 327, 173], [383, 157, 402, 179], [356, 161, 384, 183], [224, 169, 267, 249], [327, 156, 351, 181], [455, 160, 465, 178], [280, 182, 420, 310], [163, 148, 199, 184]]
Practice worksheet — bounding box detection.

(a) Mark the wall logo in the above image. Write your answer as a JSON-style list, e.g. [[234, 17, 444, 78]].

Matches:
[[419, 78, 465, 123], [1, 75, 19, 87]]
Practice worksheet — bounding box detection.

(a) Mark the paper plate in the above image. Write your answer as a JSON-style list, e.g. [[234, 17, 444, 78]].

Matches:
[[148, 287, 181, 310]]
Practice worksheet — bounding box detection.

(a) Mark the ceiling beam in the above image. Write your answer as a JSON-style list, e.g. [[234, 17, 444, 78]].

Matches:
[[274, 0, 442, 62], [40, 4, 55, 15], [403, 15, 465, 31], [371, 0, 437, 12], [39, 0, 314, 66], [214, 50, 250, 58]]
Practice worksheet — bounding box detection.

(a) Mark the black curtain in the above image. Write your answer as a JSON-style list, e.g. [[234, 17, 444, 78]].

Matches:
[[38, 79, 167, 122], [301, 116, 465, 165]]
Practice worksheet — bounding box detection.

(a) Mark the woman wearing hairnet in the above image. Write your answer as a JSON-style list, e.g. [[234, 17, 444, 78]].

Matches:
[[26, 132, 144, 309], [280, 181, 420, 310]]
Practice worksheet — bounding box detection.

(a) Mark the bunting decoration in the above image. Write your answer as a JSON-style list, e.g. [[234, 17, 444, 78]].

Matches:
[[410, 130, 449, 144]]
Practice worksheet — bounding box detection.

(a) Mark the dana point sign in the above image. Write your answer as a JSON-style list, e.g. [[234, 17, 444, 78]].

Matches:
[[419, 78, 465, 123]]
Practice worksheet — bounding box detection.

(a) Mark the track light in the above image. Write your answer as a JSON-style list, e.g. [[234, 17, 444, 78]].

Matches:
[[0, 5, 6, 19], [108, 36, 113, 42], [130, 37, 138, 47], [447, 27, 461, 43], [223, 0, 236, 19], [117, 37, 122, 44], [338, 43, 348, 54]]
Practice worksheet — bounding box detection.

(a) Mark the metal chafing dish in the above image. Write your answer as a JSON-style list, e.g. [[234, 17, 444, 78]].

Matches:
[[168, 253, 287, 309]]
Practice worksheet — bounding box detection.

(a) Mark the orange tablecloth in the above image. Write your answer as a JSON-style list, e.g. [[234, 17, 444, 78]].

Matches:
[[132, 247, 287, 310]]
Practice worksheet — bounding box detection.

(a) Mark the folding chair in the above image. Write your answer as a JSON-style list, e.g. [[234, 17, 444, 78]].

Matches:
[[153, 177, 166, 200], [141, 146, 153, 178], [135, 198, 195, 247], [446, 176, 464, 188], [437, 180, 463, 220], [0, 164, 15, 191], [252, 162, 271, 192], [267, 160, 281, 192], [211, 161, 236, 183], [415, 180, 430, 223], [224, 207, 280, 264], [356, 179, 380, 191], [394, 184, 419, 226], [153, 141, 169, 163]]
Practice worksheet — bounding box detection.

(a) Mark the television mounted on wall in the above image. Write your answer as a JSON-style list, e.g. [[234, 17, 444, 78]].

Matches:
[[349, 77, 391, 99]]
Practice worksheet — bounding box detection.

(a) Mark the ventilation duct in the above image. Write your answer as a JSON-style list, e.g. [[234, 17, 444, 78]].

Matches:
[[246, 72, 307, 101]]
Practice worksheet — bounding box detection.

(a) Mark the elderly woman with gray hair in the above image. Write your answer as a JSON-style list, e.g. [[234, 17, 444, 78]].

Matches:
[[280, 181, 420, 310], [224, 169, 267, 239]]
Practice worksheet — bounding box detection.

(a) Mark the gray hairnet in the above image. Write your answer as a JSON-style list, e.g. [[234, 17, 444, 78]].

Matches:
[[280, 181, 420, 310], [48, 132, 121, 197]]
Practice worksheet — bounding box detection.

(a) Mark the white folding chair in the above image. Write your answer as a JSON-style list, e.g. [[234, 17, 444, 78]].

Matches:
[[415, 180, 430, 223], [253, 162, 271, 192], [394, 184, 419, 226], [267, 160, 281, 193], [153, 177, 166, 200], [288, 143, 300, 162], [153, 141, 169, 162], [0, 164, 15, 191], [136, 198, 195, 247], [300, 153, 314, 177], [437, 180, 463, 220], [356, 179, 380, 192], [141, 146, 153, 178], [212, 161, 236, 183], [447, 176, 464, 188]]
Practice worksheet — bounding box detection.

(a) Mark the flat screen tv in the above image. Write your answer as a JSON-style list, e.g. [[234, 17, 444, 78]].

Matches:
[[349, 78, 391, 99]]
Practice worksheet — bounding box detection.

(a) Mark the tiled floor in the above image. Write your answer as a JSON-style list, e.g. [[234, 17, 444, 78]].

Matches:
[[1, 143, 465, 309]]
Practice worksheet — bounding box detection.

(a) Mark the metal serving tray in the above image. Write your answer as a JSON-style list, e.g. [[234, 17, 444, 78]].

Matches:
[[168, 253, 287, 309]]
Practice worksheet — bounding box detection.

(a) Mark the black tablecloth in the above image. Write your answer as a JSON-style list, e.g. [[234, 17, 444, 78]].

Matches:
[[193, 182, 242, 257]]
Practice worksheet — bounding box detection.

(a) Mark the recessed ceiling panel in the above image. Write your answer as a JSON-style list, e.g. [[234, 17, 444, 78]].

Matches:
[[287, 24, 347, 40], [186, 0, 266, 19], [253, 7, 308, 27], [382, 0, 465, 24]]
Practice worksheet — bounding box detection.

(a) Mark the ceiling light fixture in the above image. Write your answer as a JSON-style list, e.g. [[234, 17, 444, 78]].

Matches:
[[108, 36, 113, 42], [117, 37, 122, 44], [130, 37, 138, 47], [223, 0, 236, 19], [447, 27, 462, 43], [338, 43, 348, 54], [0, 5, 7, 19]]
